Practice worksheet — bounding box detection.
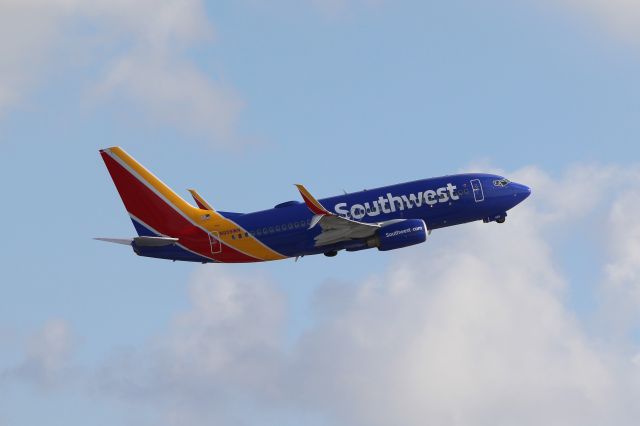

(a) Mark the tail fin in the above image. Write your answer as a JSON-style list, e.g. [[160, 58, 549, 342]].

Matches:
[[99, 147, 288, 263], [99, 147, 203, 237]]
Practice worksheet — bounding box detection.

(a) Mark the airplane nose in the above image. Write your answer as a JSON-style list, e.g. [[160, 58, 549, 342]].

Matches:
[[514, 183, 532, 200]]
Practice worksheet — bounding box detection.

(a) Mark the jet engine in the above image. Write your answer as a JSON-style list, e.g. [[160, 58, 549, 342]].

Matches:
[[367, 219, 428, 251]]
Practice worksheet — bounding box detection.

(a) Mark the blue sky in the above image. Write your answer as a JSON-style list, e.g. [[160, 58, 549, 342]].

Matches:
[[2, 1, 640, 425]]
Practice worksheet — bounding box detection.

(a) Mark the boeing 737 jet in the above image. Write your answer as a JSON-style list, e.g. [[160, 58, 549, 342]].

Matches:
[[96, 147, 531, 263]]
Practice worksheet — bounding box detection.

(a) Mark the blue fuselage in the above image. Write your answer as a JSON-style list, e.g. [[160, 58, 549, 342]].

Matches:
[[220, 173, 530, 258]]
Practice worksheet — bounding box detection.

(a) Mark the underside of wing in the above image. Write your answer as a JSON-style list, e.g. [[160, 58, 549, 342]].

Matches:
[[313, 214, 379, 246], [295, 184, 380, 247]]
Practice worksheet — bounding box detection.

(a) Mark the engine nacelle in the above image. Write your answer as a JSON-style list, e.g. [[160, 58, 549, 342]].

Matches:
[[368, 219, 428, 251]]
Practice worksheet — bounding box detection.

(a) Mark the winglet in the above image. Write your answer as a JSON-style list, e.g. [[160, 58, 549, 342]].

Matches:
[[295, 184, 332, 216], [188, 189, 215, 211]]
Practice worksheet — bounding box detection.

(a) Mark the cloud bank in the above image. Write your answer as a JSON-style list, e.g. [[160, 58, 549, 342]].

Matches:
[[3, 319, 76, 389], [2, 164, 639, 424], [74, 163, 640, 425], [4, 164, 640, 424], [0, 0, 242, 144]]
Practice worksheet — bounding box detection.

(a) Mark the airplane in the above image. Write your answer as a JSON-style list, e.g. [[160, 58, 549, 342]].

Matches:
[[96, 147, 531, 263]]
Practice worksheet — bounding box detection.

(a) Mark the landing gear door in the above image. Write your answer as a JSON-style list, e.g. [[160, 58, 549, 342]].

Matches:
[[471, 179, 484, 202], [209, 232, 222, 254]]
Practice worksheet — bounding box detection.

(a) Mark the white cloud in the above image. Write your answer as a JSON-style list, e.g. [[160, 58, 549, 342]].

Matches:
[[94, 269, 286, 424], [5, 319, 76, 389], [606, 190, 640, 285], [551, 0, 640, 42], [159, 267, 284, 386], [0, 0, 72, 115], [285, 237, 619, 426], [92, 164, 640, 425], [597, 188, 640, 338], [96, 53, 243, 145], [0, 0, 243, 144]]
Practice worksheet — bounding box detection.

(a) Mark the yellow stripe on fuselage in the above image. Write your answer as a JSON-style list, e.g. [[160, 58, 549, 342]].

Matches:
[[108, 147, 286, 261]]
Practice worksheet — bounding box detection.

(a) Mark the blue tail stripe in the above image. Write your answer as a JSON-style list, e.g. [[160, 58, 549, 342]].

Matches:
[[131, 218, 157, 237]]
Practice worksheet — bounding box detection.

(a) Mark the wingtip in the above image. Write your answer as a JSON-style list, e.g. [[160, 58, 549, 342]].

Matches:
[[295, 183, 332, 216], [294, 183, 311, 196], [294, 184, 309, 199]]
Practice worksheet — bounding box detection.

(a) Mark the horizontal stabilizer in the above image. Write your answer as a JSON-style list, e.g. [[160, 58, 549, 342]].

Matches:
[[94, 237, 133, 245], [94, 236, 179, 247]]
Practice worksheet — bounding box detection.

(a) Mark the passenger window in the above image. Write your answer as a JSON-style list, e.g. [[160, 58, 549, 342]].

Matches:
[[269, 227, 274, 233]]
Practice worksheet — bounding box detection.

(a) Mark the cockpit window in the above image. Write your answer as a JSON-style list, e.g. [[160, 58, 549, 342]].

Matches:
[[493, 178, 511, 187]]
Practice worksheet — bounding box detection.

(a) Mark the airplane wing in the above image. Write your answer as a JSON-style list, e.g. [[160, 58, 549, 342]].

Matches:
[[295, 184, 380, 247]]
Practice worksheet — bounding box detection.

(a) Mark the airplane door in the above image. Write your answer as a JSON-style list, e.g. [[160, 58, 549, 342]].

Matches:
[[209, 232, 222, 254], [471, 179, 484, 202]]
